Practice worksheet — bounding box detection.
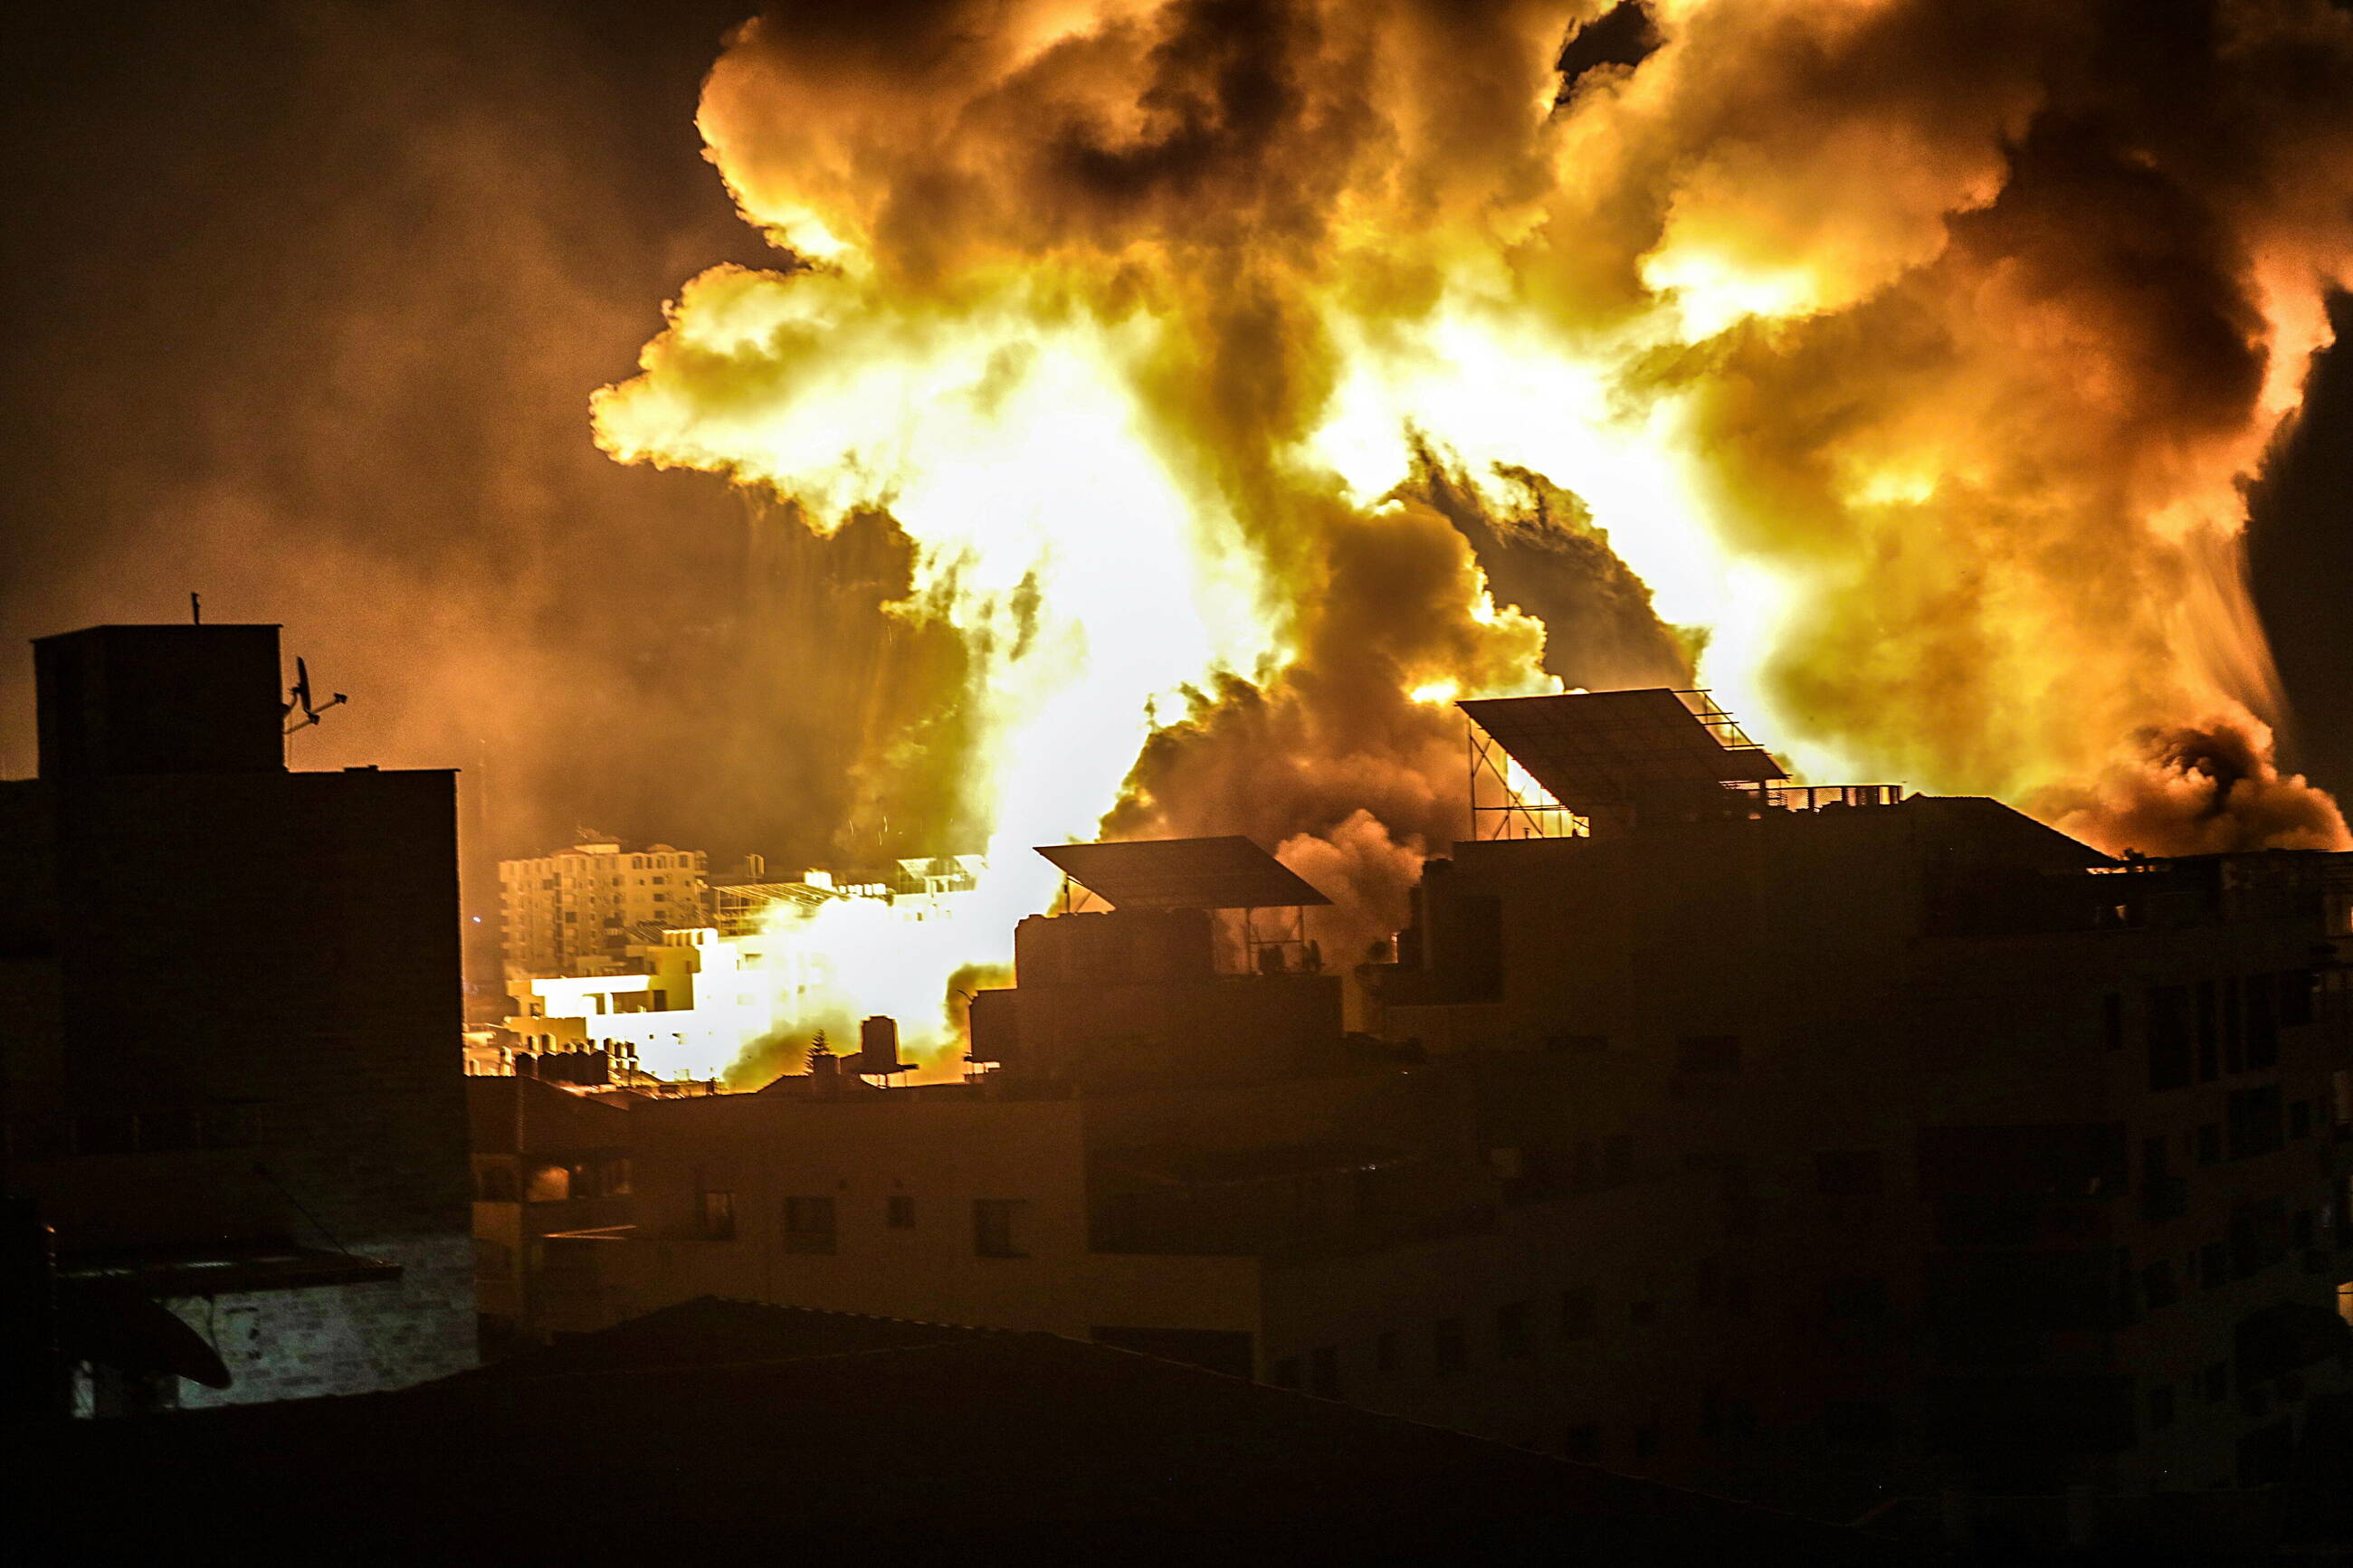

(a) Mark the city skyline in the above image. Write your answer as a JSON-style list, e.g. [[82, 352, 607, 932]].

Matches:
[[6, 2, 2352, 1557]]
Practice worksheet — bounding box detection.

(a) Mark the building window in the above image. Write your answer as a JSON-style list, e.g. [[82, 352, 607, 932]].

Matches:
[[2148, 1383, 2176, 1430], [2246, 972, 2280, 1068], [2141, 1259, 2179, 1308], [887, 1194, 916, 1229], [698, 1190, 736, 1240], [1309, 1346, 1341, 1400], [2142, 1136, 2186, 1221], [2196, 979, 2221, 1081], [2228, 1085, 2285, 1161], [1495, 1301, 1532, 1359], [2148, 984, 2192, 1090], [974, 1198, 1028, 1258], [1433, 1317, 1467, 1376], [1675, 1035, 1740, 1073], [1560, 1289, 1596, 1340], [525, 1164, 572, 1202], [2198, 1241, 2228, 1289], [1375, 1331, 1397, 1374], [474, 1164, 517, 1202], [784, 1195, 837, 1255], [601, 1158, 632, 1196], [1815, 1149, 1885, 1196], [2277, 969, 2314, 1029]]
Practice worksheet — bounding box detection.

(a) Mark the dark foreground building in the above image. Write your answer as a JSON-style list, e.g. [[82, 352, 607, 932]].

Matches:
[[16, 1296, 1900, 1564], [0, 622, 473, 1412], [560, 692, 2350, 1554], [465, 1072, 634, 1352], [1376, 693, 2353, 1516]]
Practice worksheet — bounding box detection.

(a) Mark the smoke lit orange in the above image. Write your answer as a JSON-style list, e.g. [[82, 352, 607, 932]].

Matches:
[[594, 0, 2353, 1073]]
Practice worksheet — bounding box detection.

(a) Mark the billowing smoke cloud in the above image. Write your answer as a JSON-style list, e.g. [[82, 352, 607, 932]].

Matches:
[[1107, 460, 1694, 952], [1103, 494, 1554, 955], [14, 0, 2342, 1067], [583, 0, 2353, 1040], [0, 1, 959, 994], [1628, 0, 2353, 851]]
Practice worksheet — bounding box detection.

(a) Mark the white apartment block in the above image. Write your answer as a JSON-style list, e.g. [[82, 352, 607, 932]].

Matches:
[[498, 839, 710, 992]]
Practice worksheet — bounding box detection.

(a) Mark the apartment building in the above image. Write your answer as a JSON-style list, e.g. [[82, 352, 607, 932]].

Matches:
[[466, 1075, 634, 1354], [496, 839, 709, 991], [0, 622, 475, 1412], [504, 694, 2353, 1545]]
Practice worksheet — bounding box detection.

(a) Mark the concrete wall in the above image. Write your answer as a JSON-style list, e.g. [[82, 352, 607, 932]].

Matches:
[[614, 1092, 1262, 1342], [167, 1233, 475, 1407]]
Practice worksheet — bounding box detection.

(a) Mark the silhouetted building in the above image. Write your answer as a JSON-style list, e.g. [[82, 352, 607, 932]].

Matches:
[[0, 622, 474, 1412], [17, 1296, 1900, 1564], [1374, 691, 2353, 1518], [466, 1075, 634, 1353], [528, 695, 2353, 1551]]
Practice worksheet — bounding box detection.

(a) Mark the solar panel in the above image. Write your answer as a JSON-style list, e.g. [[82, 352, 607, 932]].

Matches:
[[1034, 836, 1333, 910], [1460, 689, 1786, 814]]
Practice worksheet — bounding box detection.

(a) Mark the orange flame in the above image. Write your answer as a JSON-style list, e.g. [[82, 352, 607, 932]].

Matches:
[[595, 0, 2353, 1070]]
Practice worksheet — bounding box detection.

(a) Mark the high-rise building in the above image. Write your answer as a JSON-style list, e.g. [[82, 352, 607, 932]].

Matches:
[[0, 622, 476, 1413], [496, 839, 709, 993]]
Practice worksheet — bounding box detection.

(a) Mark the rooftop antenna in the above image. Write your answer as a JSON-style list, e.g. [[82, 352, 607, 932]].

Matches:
[[190, 592, 201, 624], [281, 656, 348, 736]]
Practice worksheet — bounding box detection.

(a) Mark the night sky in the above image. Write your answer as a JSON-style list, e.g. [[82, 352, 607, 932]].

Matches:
[[3, 0, 2347, 871]]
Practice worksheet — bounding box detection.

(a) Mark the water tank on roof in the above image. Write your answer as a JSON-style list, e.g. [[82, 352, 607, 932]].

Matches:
[[856, 1015, 908, 1077]]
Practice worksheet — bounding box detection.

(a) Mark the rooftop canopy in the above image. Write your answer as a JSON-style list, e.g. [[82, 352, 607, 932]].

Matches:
[[1035, 835, 1332, 910], [1460, 689, 1786, 815]]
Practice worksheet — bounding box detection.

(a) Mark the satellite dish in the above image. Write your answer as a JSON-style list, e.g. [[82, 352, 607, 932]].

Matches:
[[282, 655, 349, 736]]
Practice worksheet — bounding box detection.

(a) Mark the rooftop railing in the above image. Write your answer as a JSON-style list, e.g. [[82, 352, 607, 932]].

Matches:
[[1725, 782, 1906, 812]]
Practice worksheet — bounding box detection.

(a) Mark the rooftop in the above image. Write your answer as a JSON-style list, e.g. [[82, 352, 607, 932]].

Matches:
[[1460, 689, 1786, 817], [24, 1297, 1900, 1563], [1038, 835, 1333, 910]]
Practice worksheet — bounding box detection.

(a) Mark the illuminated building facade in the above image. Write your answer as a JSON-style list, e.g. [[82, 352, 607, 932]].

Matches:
[[496, 838, 710, 993], [0, 622, 475, 1412], [500, 856, 986, 1083]]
